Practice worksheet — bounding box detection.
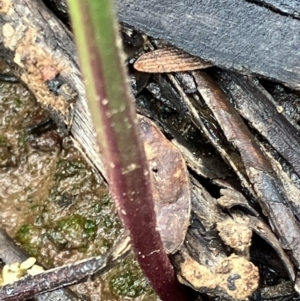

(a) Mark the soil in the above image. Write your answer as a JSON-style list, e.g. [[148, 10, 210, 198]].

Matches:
[[0, 61, 158, 301]]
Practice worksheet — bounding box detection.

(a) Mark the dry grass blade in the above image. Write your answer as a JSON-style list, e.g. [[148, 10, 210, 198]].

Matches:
[[134, 47, 212, 73]]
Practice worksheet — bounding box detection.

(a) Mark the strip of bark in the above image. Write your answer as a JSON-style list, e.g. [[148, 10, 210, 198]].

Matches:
[[116, 0, 300, 89], [213, 71, 300, 180], [193, 71, 300, 274], [212, 70, 300, 222]]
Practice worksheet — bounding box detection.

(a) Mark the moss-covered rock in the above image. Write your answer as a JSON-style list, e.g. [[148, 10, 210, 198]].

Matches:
[[47, 214, 97, 250]]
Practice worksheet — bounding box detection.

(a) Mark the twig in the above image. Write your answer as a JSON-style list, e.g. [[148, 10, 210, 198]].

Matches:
[[0, 229, 80, 301], [0, 231, 131, 301]]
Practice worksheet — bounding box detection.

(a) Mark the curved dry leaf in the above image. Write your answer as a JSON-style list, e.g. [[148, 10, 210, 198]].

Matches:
[[217, 188, 259, 216], [138, 115, 191, 254], [134, 47, 212, 73], [248, 216, 295, 281]]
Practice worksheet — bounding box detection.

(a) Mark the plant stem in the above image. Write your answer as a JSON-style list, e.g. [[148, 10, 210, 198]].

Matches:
[[67, 1, 193, 300]]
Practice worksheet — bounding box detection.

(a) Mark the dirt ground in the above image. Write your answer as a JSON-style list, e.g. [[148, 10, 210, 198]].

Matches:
[[0, 62, 158, 301]]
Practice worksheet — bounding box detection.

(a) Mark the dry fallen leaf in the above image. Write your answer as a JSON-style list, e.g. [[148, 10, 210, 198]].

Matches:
[[134, 47, 212, 73], [138, 115, 191, 253]]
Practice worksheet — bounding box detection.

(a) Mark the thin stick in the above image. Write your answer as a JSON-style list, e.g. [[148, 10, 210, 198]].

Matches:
[[0, 235, 131, 301]]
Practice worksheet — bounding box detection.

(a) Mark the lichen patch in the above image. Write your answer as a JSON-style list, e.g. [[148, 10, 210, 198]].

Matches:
[[2, 23, 15, 49], [217, 216, 252, 252], [11, 26, 71, 119], [41, 65, 59, 81], [216, 254, 259, 300], [180, 256, 216, 290], [180, 254, 259, 300]]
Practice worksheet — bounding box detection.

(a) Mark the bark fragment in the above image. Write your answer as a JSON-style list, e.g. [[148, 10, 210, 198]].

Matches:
[[194, 71, 300, 276], [214, 71, 300, 179], [117, 0, 300, 89]]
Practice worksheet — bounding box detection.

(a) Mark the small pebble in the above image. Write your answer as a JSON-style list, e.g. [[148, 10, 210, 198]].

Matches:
[[277, 105, 284, 113]]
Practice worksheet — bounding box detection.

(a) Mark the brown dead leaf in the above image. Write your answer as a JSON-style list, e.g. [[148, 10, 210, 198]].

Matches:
[[138, 115, 191, 254], [134, 47, 212, 73]]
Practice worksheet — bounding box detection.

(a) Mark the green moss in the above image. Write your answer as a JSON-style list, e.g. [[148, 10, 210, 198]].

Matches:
[[57, 214, 86, 231], [34, 215, 43, 226], [103, 216, 114, 229], [15, 224, 34, 244], [92, 238, 112, 255], [83, 219, 97, 238], [93, 203, 102, 213], [23, 244, 40, 258], [109, 269, 152, 297], [15, 224, 40, 258], [15, 98, 23, 107], [101, 194, 111, 205], [40, 256, 54, 268], [55, 160, 86, 180], [48, 214, 97, 250], [17, 130, 27, 147], [0, 136, 8, 147], [93, 195, 112, 213], [102, 238, 112, 248], [108, 257, 155, 298]]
